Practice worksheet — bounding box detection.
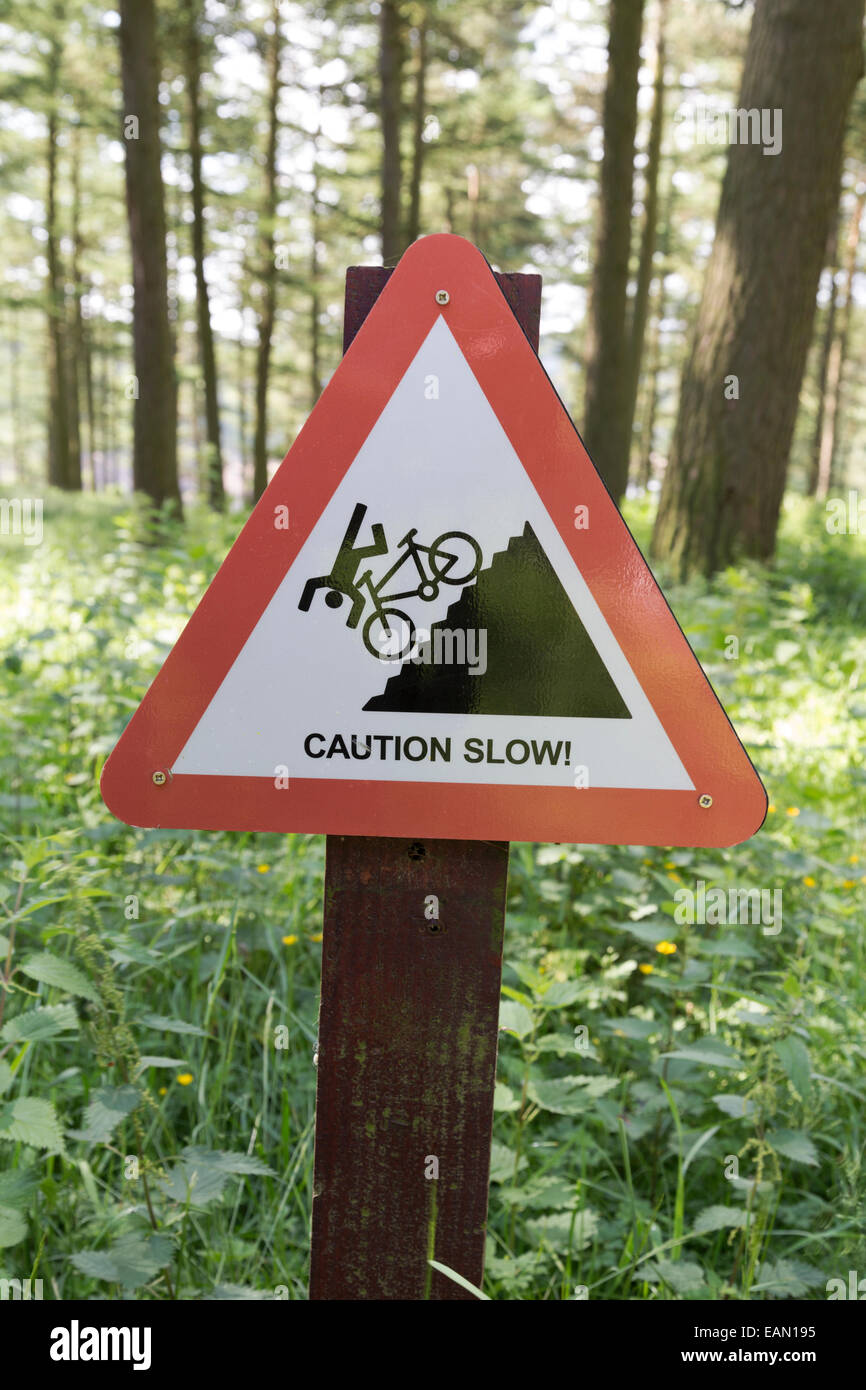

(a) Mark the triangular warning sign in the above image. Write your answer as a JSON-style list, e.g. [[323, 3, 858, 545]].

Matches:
[[101, 234, 766, 847]]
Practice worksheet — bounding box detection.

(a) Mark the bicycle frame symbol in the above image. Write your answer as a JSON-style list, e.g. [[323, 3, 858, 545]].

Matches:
[[299, 502, 482, 659]]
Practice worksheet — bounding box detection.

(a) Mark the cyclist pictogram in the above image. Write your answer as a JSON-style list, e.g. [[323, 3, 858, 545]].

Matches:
[[299, 502, 482, 658]]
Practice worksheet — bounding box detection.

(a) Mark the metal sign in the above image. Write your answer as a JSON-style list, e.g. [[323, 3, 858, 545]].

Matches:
[[100, 233, 766, 846]]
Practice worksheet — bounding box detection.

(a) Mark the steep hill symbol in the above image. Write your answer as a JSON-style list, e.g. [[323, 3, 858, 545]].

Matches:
[[363, 522, 632, 718]]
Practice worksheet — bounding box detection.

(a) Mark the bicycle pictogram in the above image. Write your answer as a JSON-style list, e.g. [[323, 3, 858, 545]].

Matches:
[[299, 502, 482, 659]]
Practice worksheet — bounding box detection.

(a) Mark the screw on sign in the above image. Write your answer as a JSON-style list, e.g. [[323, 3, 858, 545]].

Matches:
[[100, 234, 767, 1300]]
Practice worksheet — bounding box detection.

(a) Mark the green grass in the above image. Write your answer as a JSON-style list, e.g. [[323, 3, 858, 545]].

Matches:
[[0, 489, 864, 1299]]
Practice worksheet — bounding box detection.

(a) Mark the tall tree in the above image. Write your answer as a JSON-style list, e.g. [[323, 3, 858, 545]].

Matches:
[[406, 16, 428, 245], [813, 182, 865, 498], [808, 207, 842, 496], [45, 10, 72, 490], [582, 0, 645, 503], [118, 0, 181, 514], [252, 0, 282, 503], [651, 0, 865, 577], [67, 118, 85, 489], [184, 0, 224, 509], [379, 0, 405, 263], [625, 0, 668, 485]]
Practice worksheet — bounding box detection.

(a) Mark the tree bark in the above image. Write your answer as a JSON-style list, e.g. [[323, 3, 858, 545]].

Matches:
[[582, 0, 645, 503], [651, 0, 865, 577], [625, 0, 668, 487], [639, 171, 675, 488], [119, 0, 181, 515], [310, 152, 323, 409], [807, 205, 841, 496], [45, 21, 71, 490], [379, 0, 405, 263], [67, 120, 85, 490], [814, 184, 865, 499], [185, 0, 224, 509], [406, 18, 427, 245], [252, 0, 282, 503]]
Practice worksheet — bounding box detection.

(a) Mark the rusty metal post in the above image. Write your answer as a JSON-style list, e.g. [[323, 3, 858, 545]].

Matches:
[[308, 264, 542, 1301]]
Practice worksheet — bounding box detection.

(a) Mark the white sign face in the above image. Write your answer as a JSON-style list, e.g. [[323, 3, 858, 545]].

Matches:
[[173, 318, 693, 793]]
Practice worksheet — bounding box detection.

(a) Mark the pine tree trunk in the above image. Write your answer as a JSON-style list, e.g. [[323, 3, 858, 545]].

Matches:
[[625, 0, 668, 486], [582, 0, 645, 503], [119, 0, 181, 515], [310, 153, 322, 409], [807, 207, 841, 496], [651, 0, 864, 577], [815, 185, 865, 499], [379, 0, 404, 263], [252, 0, 281, 503], [638, 171, 676, 489], [45, 27, 70, 490], [406, 18, 427, 245], [185, 0, 224, 510], [66, 121, 84, 490], [237, 307, 248, 494]]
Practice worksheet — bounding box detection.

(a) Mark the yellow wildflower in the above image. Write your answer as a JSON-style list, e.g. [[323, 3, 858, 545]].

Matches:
[[786, 807, 800, 817], [177, 1073, 194, 1086], [639, 963, 654, 975], [656, 940, 677, 956], [802, 876, 816, 887], [282, 934, 299, 945], [257, 864, 271, 874]]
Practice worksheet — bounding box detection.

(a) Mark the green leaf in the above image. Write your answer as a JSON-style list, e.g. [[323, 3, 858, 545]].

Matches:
[[137, 1012, 210, 1038], [157, 1163, 228, 1208], [768, 1129, 819, 1166], [525, 1208, 599, 1252], [156, 1147, 274, 1208], [68, 1085, 142, 1144], [651, 1257, 706, 1294], [136, 1055, 189, 1071], [0, 1204, 27, 1249], [498, 1173, 576, 1210], [621, 920, 670, 945], [713, 1093, 755, 1119], [489, 1140, 525, 1183], [774, 1035, 811, 1100], [70, 1232, 173, 1289], [598, 1016, 658, 1040], [659, 1039, 742, 1069], [1, 1003, 79, 1043], [693, 1205, 748, 1235], [693, 936, 760, 959], [19, 952, 99, 1005], [0, 1167, 40, 1209], [527, 1076, 588, 1114], [493, 1082, 519, 1112], [537, 980, 582, 1008], [499, 1000, 534, 1038], [0, 1062, 12, 1097], [0, 1097, 65, 1153], [753, 1259, 827, 1297], [179, 1146, 274, 1176]]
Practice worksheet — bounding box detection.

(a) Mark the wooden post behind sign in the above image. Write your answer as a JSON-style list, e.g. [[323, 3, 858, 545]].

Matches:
[[308, 264, 541, 1301]]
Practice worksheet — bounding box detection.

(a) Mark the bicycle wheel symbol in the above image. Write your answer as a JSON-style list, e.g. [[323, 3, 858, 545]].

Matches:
[[428, 531, 482, 585], [363, 608, 416, 660]]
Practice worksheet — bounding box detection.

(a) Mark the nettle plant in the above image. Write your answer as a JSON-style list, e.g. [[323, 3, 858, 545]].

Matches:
[[0, 833, 273, 1299], [485, 837, 848, 1302]]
